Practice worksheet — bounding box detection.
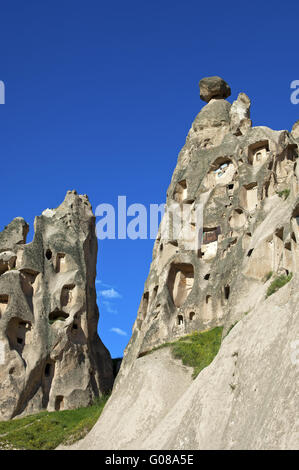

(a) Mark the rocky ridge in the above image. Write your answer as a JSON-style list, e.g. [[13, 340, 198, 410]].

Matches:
[[75, 77, 299, 450], [116, 76, 299, 386], [0, 190, 113, 420]]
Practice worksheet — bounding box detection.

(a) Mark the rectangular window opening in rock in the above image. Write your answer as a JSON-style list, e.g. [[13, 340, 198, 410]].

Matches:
[[167, 263, 194, 308], [173, 180, 188, 203], [55, 253, 66, 273], [55, 395, 64, 411], [248, 141, 269, 166], [142, 292, 149, 319], [224, 285, 230, 300], [189, 312, 195, 321], [202, 226, 221, 245], [45, 363, 51, 377]]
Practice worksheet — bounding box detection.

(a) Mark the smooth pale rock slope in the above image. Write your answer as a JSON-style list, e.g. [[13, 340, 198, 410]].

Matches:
[[73, 282, 298, 449], [0, 191, 113, 420], [68, 348, 193, 450], [75, 76, 299, 450]]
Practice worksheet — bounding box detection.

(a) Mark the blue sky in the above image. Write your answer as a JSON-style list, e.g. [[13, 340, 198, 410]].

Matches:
[[1, 0, 299, 357]]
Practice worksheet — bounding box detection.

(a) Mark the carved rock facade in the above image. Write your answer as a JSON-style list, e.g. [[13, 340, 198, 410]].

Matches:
[[0, 191, 113, 420]]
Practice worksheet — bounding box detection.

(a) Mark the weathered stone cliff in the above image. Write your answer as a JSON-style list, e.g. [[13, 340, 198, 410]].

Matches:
[[0, 190, 113, 420], [74, 77, 298, 450], [116, 76, 299, 384]]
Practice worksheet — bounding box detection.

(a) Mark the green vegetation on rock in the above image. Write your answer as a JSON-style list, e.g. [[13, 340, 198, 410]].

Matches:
[[0, 394, 110, 450], [264, 271, 273, 282], [277, 189, 290, 200], [266, 273, 293, 298], [149, 327, 223, 379], [172, 327, 223, 378]]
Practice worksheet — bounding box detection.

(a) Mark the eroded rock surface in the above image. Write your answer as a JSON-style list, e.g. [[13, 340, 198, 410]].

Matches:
[[77, 77, 299, 450], [0, 191, 113, 420], [72, 280, 298, 450], [116, 77, 299, 385], [67, 348, 192, 450], [199, 76, 231, 103]]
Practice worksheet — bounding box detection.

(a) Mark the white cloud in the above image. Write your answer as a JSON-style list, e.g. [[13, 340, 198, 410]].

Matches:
[[110, 327, 127, 336], [96, 279, 112, 288], [96, 280, 122, 298], [102, 301, 118, 314], [96, 281, 122, 315], [100, 288, 122, 299]]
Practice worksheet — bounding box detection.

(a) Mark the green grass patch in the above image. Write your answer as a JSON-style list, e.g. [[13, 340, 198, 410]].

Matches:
[[147, 327, 223, 379], [264, 271, 273, 282], [172, 327, 223, 378], [266, 273, 293, 298], [277, 189, 290, 200], [0, 394, 110, 450]]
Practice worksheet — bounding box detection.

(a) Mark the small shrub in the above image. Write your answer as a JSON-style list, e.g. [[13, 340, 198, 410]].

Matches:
[[277, 189, 290, 200], [264, 271, 273, 282], [266, 273, 293, 298]]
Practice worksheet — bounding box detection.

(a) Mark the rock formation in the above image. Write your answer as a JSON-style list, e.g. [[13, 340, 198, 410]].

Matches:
[[199, 76, 231, 102], [74, 77, 299, 450], [116, 76, 299, 381], [0, 191, 114, 420]]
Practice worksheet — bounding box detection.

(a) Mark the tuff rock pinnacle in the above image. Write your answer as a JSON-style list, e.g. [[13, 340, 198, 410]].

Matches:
[[0, 191, 114, 420], [74, 78, 299, 451]]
